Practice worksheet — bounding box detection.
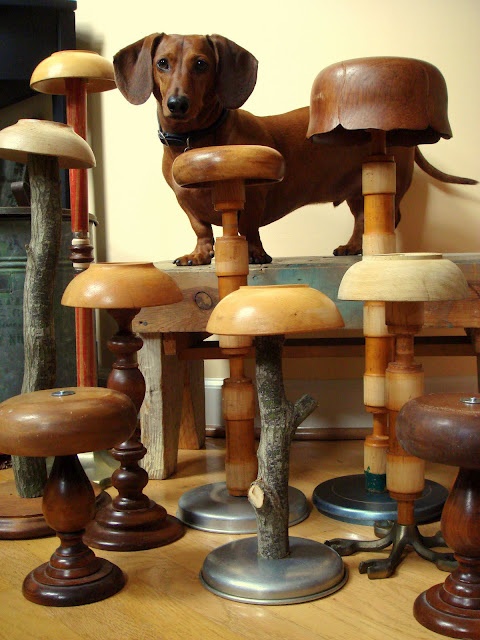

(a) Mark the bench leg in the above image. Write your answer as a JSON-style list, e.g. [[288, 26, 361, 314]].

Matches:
[[138, 333, 185, 479]]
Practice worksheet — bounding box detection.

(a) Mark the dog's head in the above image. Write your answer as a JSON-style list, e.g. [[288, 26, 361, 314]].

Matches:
[[113, 33, 258, 124]]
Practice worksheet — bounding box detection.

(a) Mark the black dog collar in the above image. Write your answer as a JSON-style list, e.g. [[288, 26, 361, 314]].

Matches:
[[158, 109, 229, 151]]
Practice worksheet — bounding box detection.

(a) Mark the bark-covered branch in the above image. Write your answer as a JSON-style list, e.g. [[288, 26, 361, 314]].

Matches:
[[13, 154, 62, 497], [248, 334, 317, 559]]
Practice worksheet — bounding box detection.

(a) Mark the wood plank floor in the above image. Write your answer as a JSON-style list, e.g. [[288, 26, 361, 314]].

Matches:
[[0, 439, 458, 640]]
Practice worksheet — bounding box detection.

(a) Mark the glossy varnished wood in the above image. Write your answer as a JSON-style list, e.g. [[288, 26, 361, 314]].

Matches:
[[398, 394, 480, 638], [0, 439, 458, 637]]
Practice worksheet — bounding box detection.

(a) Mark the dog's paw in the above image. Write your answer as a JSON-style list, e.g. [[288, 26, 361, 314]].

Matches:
[[173, 250, 214, 266], [333, 243, 362, 256], [249, 249, 272, 265]]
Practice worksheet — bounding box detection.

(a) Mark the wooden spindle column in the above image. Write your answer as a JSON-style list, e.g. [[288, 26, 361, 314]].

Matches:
[[212, 180, 256, 495], [61, 262, 184, 551]]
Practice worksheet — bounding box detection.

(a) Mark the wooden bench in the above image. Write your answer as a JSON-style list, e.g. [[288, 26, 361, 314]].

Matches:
[[134, 254, 480, 479]]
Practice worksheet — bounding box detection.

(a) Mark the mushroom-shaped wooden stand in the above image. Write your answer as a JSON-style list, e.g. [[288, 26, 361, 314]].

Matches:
[[0, 119, 95, 538], [200, 284, 348, 604], [173, 145, 311, 534], [62, 262, 185, 551], [326, 253, 469, 579], [308, 56, 453, 524], [397, 393, 480, 639], [31, 50, 116, 388], [0, 387, 137, 606]]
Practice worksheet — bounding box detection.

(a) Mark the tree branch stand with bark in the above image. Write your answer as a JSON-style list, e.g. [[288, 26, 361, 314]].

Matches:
[[200, 285, 348, 604], [0, 119, 96, 538]]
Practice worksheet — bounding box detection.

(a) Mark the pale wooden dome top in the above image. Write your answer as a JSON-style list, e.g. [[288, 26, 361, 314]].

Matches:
[[338, 253, 469, 302], [0, 119, 95, 168], [31, 50, 116, 95], [62, 262, 182, 309], [206, 285, 344, 336]]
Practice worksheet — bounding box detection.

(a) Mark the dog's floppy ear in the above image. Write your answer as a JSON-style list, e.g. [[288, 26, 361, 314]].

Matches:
[[207, 35, 258, 109], [113, 33, 164, 105]]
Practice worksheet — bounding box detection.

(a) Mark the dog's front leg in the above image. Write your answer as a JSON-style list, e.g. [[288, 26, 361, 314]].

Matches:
[[240, 192, 272, 265], [173, 209, 215, 266]]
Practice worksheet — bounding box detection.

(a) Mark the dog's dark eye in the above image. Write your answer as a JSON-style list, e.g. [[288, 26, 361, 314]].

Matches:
[[156, 58, 169, 71], [195, 59, 209, 73]]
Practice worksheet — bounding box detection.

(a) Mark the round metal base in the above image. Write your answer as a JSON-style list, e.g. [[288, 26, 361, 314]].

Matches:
[[312, 474, 448, 525], [177, 482, 310, 533], [200, 536, 348, 605]]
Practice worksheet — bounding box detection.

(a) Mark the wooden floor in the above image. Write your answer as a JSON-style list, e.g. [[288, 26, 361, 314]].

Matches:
[[0, 439, 458, 640]]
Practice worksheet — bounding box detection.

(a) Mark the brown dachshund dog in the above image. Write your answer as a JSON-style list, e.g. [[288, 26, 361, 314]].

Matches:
[[114, 33, 476, 265]]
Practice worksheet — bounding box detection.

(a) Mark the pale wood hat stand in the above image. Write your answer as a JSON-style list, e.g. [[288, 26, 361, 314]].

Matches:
[[62, 262, 185, 551], [0, 387, 137, 606], [172, 146, 310, 533], [200, 284, 347, 604], [326, 253, 469, 578], [397, 393, 480, 639], [0, 119, 96, 539], [307, 56, 453, 525], [31, 50, 116, 388]]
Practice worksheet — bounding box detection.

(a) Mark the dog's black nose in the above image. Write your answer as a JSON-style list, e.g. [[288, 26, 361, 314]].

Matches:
[[167, 95, 189, 115]]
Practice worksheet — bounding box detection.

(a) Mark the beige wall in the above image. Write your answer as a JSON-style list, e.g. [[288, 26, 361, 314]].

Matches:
[[73, 0, 479, 386], [2, 1, 476, 389], [75, 0, 479, 266]]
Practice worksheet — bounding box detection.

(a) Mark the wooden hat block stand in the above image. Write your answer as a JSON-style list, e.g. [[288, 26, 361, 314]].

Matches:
[[31, 50, 116, 388], [397, 393, 480, 639], [325, 253, 469, 579], [0, 387, 137, 606], [172, 146, 310, 533], [307, 56, 453, 525], [0, 119, 97, 539], [200, 284, 348, 604], [62, 262, 185, 551]]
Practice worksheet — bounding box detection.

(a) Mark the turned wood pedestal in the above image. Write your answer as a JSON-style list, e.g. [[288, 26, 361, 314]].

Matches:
[[397, 393, 480, 639], [0, 387, 137, 606]]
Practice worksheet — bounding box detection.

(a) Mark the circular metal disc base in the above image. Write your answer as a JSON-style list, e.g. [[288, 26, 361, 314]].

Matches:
[[200, 536, 348, 605], [177, 482, 310, 533], [312, 474, 448, 525]]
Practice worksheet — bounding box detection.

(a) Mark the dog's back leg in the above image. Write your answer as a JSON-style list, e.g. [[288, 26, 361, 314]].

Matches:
[[336, 195, 403, 256], [334, 196, 364, 256]]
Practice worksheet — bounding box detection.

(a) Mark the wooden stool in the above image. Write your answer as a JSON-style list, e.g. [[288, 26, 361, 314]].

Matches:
[[62, 262, 185, 551], [200, 284, 347, 604], [0, 119, 95, 536], [31, 50, 116, 387], [308, 57, 452, 523], [0, 387, 136, 606], [173, 145, 300, 534], [326, 253, 469, 578], [397, 393, 480, 639]]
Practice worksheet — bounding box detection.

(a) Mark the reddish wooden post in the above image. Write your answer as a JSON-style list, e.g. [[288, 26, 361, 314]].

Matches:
[[31, 51, 117, 386]]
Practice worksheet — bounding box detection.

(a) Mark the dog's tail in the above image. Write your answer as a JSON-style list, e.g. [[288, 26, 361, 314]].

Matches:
[[415, 147, 477, 185]]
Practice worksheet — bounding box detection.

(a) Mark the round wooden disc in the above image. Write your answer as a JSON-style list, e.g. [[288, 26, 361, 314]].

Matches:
[[0, 387, 137, 458], [0, 472, 110, 539]]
